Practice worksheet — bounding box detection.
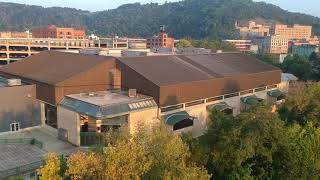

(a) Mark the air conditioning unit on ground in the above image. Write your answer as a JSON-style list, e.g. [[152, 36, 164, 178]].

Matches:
[[128, 89, 137, 98]]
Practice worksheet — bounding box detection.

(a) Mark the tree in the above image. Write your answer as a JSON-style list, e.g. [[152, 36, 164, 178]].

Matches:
[[281, 54, 312, 80], [309, 52, 319, 61], [279, 82, 320, 126], [175, 39, 193, 48], [66, 151, 103, 179], [133, 123, 211, 179], [192, 38, 237, 52], [49, 123, 211, 180], [272, 122, 320, 179], [102, 141, 152, 179], [38, 153, 65, 180]]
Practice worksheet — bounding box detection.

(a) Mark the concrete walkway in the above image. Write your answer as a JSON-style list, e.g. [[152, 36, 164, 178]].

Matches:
[[0, 127, 78, 155]]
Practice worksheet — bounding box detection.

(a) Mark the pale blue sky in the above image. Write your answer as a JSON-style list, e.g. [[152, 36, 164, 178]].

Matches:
[[1, 0, 319, 17]]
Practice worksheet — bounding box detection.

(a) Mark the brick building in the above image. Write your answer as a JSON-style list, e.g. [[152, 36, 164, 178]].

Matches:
[[147, 26, 174, 49], [32, 25, 86, 39]]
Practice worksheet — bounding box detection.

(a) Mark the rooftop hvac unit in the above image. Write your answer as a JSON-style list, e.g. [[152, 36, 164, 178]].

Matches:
[[128, 89, 137, 98], [7, 79, 21, 86]]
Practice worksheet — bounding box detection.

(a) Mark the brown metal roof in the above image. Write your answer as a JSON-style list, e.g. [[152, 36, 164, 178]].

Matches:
[[0, 51, 116, 85], [118, 53, 280, 86]]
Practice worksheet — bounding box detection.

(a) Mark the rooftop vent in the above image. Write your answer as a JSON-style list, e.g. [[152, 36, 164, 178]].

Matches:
[[80, 92, 99, 98], [128, 89, 137, 98], [7, 79, 21, 86]]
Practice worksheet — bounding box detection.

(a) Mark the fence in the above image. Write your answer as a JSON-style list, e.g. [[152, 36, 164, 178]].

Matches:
[[0, 138, 43, 149], [0, 160, 44, 178]]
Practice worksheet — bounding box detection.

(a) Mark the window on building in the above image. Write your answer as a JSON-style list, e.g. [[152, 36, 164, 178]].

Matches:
[[10, 123, 20, 132]]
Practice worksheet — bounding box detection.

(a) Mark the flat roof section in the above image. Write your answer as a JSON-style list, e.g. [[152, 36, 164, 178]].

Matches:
[[60, 90, 158, 119], [119, 53, 280, 86]]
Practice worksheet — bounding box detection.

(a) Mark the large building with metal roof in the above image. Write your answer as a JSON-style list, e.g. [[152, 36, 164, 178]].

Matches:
[[0, 51, 289, 145], [117, 53, 282, 107]]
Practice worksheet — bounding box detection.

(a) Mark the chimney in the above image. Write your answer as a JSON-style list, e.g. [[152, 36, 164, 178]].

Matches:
[[109, 69, 121, 90]]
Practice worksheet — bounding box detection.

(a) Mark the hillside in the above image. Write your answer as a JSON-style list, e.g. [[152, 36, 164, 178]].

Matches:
[[0, 0, 320, 39]]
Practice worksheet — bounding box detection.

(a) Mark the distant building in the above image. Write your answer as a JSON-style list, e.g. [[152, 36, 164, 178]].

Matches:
[[236, 21, 270, 38], [175, 48, 212, 55], [32, 25, 86, 39], [0, 38, 93, 65], [255, 36, 289, 54], [93, 37, 147, 50], [0, 31, 30, 38], [223, 39, 253, 52], [146, 26, 174, 49], [94, 37, 128, 49], [128, 38, 147, 49], [291, 43, 319, 57], [272, 24, 312, 40]]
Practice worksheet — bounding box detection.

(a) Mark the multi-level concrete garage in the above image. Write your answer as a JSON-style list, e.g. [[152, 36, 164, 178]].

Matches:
[[0, 38, 94, 65], [0, 51, 289, 145]]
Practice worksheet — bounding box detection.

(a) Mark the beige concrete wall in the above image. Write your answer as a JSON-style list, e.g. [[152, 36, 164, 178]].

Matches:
[[129, 107, 159, 134], [255, 90, 268, 100], [57, 106, 80, 146], [224, 96, 242, 116], [185, 104, 208, 137]]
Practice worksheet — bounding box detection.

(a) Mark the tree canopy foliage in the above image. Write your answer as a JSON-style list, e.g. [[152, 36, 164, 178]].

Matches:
[[175, 39, 193, 48], [0, 0, 320, 38], [255, 52, 320, 81], [184, 83, 320, 179], [39, 124, 211, 180]]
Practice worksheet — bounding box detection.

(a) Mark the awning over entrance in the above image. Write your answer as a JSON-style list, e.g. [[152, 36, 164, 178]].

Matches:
[[241, 96, 264, 105], [267, 89, 285, 99], [207, 102, 232, 112], [164, 111, 192, 126]]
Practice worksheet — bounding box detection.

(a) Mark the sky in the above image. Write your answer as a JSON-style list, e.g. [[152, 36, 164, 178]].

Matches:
[[0, 0, 319, 17]]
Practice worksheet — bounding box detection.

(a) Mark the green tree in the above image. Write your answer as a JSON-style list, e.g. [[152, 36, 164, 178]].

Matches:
[[273, 122, 320, 179], [281, 54, 312, 80], [192, 38, 237, 52], [279, 82, 320, 126], [175, 39, 193, 48]]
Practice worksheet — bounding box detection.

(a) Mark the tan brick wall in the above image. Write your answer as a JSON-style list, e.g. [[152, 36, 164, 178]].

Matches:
[[129, 107, 159, 134]]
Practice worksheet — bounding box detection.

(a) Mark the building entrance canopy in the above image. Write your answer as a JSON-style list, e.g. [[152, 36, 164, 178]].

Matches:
[[207, 102, 232, 112], [241, 95, 264, 105], [267, 89, 285, 99], [164, 111, 193, 126]]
